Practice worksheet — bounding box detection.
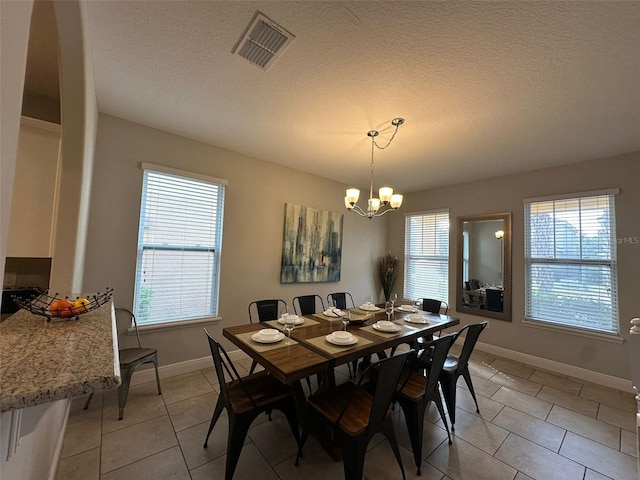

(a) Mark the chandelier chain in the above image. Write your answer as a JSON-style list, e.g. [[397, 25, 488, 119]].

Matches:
[[371, 120, 402, 150]]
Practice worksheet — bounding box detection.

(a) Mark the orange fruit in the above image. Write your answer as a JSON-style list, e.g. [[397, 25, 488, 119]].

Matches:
[[49, 299, 73, 317]]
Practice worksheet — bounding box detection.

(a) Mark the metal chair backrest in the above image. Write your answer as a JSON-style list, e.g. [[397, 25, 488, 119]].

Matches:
[[422, 334, 457, 397], [204, 329, 257, 411], [485, 289, 503, 312], [364, 350, 414, 435], [455, 321, 488, 373], [248, 299, 287, 323], [293, 295, 325, 316], [420, 298, 449, 315], [116, 308, 142, 348], [327, 292, 355, 310]]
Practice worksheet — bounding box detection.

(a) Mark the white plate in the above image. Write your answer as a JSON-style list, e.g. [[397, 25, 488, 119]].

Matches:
[[397, 305, 417, 312], [277, 315, 305, 325], [360, 304, 381, 311], [323, 309, 342, 317], [325, 334, 358, 346], [373, 323, 401, 333], [251, 332, 285, 344], [405, 316, 430, 324]]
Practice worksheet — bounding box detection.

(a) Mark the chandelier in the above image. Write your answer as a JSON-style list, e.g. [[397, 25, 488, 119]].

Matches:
[[345, 118, 405, 219]]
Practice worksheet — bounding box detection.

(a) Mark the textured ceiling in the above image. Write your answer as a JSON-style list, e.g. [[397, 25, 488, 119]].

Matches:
[[50, 2, 640, 193]]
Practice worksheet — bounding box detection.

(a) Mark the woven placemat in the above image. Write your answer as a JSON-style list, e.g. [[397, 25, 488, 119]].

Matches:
[[359, 323, 410, 338], [305, 333, 373, 354], [264, 317, 320, 330], [312, 313, 342, 322], [236, 331, 298, 352]]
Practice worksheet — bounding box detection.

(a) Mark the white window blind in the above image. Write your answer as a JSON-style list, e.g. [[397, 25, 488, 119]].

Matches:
[[524, 193, 618, 334], [404, 211, 449, 303], [133, 167, 225, 325]]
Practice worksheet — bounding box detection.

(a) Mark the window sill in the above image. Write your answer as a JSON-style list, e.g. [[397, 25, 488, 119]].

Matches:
[[522, 318, 623, 344], [127, 316, 222, 334]]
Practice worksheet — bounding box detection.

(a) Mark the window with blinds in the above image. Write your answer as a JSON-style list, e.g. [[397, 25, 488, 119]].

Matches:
[[524, 192, 618, 334], [404, 211, 450, 303], [133, 165, 226, 326]]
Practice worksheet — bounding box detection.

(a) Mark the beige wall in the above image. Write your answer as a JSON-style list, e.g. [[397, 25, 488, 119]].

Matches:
[[388, 152, 640, 379], [83, 114, 388, 365], [7, 118, 60, 258]]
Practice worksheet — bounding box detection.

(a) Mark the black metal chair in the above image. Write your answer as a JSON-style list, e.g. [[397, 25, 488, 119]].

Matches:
[[248, 299, 288, 324], [295, 350, 414, 480], [439, 321, 488, 428], [327, 292, 355, 310], [419, 298, 448, 315], [395, 334, 456, 475], [293, 294, 325, 316], [247, 299, 288, 375], [203, 329, 300, 480], [84, 308, 161, 420], [485, 289, 503, 312]]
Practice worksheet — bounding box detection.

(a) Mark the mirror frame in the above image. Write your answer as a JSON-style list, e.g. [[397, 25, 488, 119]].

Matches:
[[456, 212, 512, 322]]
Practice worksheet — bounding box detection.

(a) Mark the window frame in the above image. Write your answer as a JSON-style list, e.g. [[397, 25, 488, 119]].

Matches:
[[132, 163, 226, 328], [523, 189, 620, 337], [403, 210, 450, 305]]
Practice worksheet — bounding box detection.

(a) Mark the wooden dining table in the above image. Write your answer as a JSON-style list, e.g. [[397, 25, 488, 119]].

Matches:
[[222, 305, 460, 396]]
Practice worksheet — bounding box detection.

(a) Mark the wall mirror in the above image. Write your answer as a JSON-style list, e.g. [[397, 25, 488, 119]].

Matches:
[[456, 213, 512, 321]]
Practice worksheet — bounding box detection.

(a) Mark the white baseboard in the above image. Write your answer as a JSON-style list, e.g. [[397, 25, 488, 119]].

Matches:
[[131, 344, 632, 394], [475, 341, 633, 393], [130, 350, 249, 386]]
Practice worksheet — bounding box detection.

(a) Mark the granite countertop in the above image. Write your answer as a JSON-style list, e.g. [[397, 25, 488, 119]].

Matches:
[[0, 301, 121, 412]]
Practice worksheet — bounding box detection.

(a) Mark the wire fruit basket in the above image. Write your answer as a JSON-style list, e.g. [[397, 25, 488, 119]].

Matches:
[[11, 288, 114, 321]]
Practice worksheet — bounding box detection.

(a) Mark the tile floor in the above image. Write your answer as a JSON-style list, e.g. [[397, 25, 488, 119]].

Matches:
[[56, 344, 638, 480]]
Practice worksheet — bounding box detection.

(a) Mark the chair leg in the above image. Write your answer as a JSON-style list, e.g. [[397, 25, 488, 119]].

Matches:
[[152, 357, 162, 395], [382, 417, 406, 479], [341, 436, 368, 480], [249, 359, 257, 375], [461, 367, 480, 413], [83, 392, 94, 410], [203, 396, 225, 448], [224, 413, 254, 480], [439, 373, 457, 428], [398, 399, 425, 475], [280, 398, 301, 447], [434, 393, 452, 445], [117, 367, 135, 420]]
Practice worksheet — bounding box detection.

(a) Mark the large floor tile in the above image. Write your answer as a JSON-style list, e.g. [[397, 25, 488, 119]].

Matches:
[[68, 394, 103, 425], [547, 405, 619, 449], [495, 433, 585, 479], [441, 408, 509, 455], [597, 403, 637, 431], [60, 416, 102, 459], [491, 386, 552, 420], [489, 358, 535, 379], [621, 428, 638, 458], [176, 416, 249, 470], [467, 360, 499, 380], [514, 472, 534, 480], [529, 370, 582, 395], [584, 469, 614, 480], [492, 406, 565, 452], [391, 409, 449, 460], [427, 437, 517, 480], [160, 371, 215, 405], [580, 383, 637, 412], [274, 436, 345, 480], [454, 388, 505, 423], [101, 415, 177, 474], [364, 435, 445, 480], [560, 431, 638, 480], [101, 445, 190, 480], [488, 371, 542, 397], [248, 412, 301, 467], [190, 442, 279, 480], [458, 374, 501, 398], [537, 385, 598, 418], [102, 381, 167, 434], [166, 391, 219, 432], [55, 447, 100, 480]]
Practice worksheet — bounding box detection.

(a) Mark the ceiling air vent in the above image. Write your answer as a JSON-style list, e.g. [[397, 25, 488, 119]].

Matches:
[[232, 12, 295, 70]]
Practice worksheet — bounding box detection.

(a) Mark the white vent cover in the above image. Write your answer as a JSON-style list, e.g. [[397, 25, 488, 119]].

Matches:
[[232, 12, 295, 70]]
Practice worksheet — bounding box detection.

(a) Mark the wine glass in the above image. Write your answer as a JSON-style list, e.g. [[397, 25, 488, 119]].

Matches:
[[283, 313, 296, 344], [365, 295, 373, 306], [385, 301, 393, 322], [341, 310, 351, 331], [390, 293, 398, 312]]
